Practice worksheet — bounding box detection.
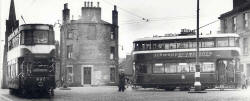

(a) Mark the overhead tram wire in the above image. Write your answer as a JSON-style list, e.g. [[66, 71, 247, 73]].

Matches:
[[101, 0, 219, 28], [101, 0, 150, 21]]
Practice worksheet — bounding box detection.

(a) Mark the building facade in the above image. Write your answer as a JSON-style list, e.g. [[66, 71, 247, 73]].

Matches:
[[2, 0, 19, 89], [60, 2, 119, 86], [219, 0, 250, 79]]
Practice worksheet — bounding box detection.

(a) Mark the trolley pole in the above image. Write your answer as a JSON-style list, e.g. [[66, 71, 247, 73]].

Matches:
[[194, 0, 202, 91]]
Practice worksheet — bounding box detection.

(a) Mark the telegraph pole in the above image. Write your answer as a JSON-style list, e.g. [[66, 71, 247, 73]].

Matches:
[[194, 0, 202, 91]]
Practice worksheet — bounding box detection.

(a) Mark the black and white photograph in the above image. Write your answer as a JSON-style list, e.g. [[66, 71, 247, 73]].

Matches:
[[0, 0, 250, 101]]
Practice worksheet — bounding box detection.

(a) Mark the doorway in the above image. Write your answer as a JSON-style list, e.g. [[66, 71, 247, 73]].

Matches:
[[83, 67, 91, 85]]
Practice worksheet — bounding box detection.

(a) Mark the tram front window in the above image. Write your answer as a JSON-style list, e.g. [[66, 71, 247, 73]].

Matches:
[[21, 30, 49, 45], [33, 31, 48, 44]]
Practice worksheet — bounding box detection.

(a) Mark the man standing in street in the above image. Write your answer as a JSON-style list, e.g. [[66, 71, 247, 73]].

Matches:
[[118, 71, 126, 92]]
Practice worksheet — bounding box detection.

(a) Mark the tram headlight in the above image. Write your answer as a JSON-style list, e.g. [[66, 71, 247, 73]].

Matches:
[[36, 77, 40, 81]]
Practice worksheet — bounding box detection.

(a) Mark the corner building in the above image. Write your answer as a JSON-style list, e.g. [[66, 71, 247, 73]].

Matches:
[[60, 2, 119, 86], [219, 0, 250, 80]]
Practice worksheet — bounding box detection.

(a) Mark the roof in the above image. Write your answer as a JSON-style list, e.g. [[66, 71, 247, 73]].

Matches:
[[133, 33, 239, 42], [219, 2, 250, 19]]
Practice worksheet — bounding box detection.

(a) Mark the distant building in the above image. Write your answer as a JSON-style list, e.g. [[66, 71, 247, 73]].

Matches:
[[60, 2, 119, 86], [119, 55, 133, 76], [219, 0, 250, 78], [2, 0, 19, 89]]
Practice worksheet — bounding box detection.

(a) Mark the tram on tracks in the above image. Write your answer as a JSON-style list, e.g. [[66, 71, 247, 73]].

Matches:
[[7, 24, 56, 96], [132, 33, 242, 90]]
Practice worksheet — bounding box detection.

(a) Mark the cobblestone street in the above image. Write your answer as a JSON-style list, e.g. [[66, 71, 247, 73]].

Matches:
[[1, 86, 250, 101]]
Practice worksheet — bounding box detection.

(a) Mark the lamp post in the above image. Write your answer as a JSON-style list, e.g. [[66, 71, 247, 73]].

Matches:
[[194, 0, 202, 91]]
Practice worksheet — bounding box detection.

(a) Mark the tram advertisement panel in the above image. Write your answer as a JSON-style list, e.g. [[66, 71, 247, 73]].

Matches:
[[135, 50, 239, 61]]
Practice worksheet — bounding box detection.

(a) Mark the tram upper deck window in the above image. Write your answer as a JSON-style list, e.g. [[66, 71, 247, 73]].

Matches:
[[177, 42, 188, 49], [229, 37, 239, 47], [169, 43, 176, 49], [165, 43, 170, 50], [216, 38, 229, 47], [202, 40, 214, 48]]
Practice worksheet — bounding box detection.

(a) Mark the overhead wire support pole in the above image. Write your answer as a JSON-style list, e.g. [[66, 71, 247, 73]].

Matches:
[[194, 0, 202, 92]]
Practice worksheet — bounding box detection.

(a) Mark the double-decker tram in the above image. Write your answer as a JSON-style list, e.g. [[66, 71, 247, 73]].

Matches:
[[133, 33, 241, 90], [7, 24, 56, 97]]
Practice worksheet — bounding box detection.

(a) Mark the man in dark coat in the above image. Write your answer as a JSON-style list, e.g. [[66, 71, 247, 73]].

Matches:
[[118, 71, 126, 92]]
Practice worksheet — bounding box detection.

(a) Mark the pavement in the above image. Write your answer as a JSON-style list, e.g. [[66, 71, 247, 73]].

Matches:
[[0, 86, 250, 101]]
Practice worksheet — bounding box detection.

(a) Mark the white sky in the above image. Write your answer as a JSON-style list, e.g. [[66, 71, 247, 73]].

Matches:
[[0, 0, 233, 61]]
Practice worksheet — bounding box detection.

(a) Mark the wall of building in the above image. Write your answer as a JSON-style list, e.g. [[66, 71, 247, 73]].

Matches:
[[220, 8, 250, 78], [60, 2, 118, 86]]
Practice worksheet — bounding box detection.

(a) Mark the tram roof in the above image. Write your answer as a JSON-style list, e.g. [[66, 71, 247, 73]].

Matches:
[[133, 33, 239, 42]]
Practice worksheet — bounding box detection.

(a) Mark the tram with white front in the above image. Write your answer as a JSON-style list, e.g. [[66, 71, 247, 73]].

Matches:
[[7, 24, 56, 97]]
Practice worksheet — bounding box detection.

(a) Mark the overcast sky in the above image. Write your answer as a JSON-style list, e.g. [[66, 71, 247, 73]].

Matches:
[[0, 0, 233, 61]]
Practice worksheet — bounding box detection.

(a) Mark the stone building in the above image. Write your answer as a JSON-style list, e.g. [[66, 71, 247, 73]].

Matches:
[[60, 2, 119, 86], [219, 0, 250, 78]]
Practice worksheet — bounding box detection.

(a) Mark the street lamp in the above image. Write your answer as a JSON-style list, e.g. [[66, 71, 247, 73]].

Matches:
[[194, 0, 202, 91]]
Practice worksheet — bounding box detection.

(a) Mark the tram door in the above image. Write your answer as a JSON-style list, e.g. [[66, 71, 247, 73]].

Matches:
[[216, 60, 235, 85]]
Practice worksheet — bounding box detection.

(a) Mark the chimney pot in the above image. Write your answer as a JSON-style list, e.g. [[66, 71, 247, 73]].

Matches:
[[91, 2, 93, 7], [97, 2, 100, 7], [84, 2, 86, 7], [87, 1, 89, 7], [64, 3, 68, 9], [114, 5, 117, 10]]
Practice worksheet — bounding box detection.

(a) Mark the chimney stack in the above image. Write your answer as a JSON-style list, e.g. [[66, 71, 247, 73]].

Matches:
[[233, 0, 248, 9], [112, 5, 118, 26], [63, 3, 70, 24]]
